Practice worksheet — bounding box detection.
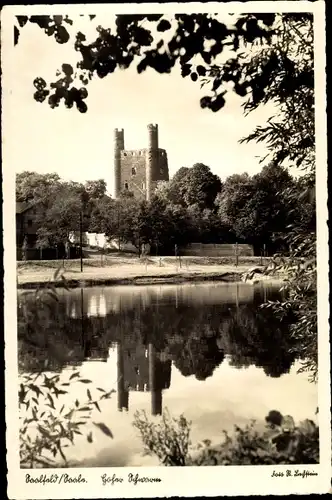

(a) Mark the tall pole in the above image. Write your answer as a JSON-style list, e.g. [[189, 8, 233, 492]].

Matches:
[[80, 210, 83, 272], [117, 205, 121, 252]]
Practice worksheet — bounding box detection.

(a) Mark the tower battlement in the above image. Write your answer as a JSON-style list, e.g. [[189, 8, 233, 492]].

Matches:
[[113, 124, 169, 201]]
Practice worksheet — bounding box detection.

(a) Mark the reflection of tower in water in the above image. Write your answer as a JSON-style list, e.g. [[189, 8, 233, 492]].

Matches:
[[117, 342, 129, 411], [116, 342, 171, 415], [149, 343, 162, 416]]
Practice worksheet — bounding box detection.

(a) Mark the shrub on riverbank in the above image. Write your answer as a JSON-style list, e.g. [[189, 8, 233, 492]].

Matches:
[[133, 409, 319, 466]]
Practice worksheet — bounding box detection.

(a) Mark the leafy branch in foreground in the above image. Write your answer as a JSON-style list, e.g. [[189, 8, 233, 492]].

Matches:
[[19, 371, 115, 468], [243, 254, 317, 383], [16, 12, 314, 173]]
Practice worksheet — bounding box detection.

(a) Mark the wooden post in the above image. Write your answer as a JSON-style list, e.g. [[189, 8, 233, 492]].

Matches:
[[260, 250, 263, 266], [80, 287, 85, 353], [175, 243, 178, 269], [80, 211, 83, 272], [263, 243, 266, 264], [22, 236, 28, 261], [235, 242, 239, 267]]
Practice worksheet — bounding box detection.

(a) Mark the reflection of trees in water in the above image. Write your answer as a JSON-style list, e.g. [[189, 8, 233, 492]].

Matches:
[[217, 305, 297, 377], [18, 286, 296, 382], [17, 293, 109, 373], [172, 335, 225, 381], [164, 321, 225, 381]]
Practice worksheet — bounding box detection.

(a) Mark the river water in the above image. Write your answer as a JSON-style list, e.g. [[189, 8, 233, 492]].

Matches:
[[18, 281, 317, 467]]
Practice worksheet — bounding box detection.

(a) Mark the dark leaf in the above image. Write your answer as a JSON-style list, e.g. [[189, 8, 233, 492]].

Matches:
[[14, 26, 20, 46], [93, 422, 113, 438], [94, 401, 101, 412], [196, 65, 206, 76], [157, 19, 171, 32]]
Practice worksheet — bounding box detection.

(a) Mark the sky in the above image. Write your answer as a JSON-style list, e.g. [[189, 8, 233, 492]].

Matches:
[[9, 14, 275, 196]]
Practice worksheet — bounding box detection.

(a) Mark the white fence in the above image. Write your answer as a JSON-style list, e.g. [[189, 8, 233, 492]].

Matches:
[[180, 243, 254, 257]]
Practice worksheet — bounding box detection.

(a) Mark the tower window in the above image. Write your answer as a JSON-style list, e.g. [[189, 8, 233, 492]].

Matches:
[[124, 182, 128, 190], [132, 167, 136, 176], [160, 167, 164, 174], [27, 219, 33, 227]]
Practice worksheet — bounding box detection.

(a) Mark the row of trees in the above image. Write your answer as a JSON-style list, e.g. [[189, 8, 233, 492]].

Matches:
[[16, 160, 314, 256], [16, 171, 107, 250]]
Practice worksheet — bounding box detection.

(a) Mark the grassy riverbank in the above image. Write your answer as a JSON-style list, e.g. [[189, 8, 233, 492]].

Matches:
[[17, 256, 275, 289]]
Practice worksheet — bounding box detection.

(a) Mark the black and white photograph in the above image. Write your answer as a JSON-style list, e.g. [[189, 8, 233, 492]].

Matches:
[[3, 1, 330, 497]]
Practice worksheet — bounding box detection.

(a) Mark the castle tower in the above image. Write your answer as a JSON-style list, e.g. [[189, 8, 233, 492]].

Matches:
[[146, 124, 159, 202], [113, 124, 168, 201], [114, 128, 124, 199]]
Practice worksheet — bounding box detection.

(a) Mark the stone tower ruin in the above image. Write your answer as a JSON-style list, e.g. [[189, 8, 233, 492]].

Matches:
[[113, 124, 169, 201]]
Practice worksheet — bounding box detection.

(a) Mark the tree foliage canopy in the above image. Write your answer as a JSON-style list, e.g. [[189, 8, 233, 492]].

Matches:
[[16, 12, 314, 173], [16, 171, 61, 203], [155, 163, 222, 210], [16, 171, 111, 248], [215, 163, 308, 252]]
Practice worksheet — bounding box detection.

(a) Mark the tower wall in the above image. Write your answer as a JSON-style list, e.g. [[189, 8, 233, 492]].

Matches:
[[114, 128, 124, 199], [146, 124, 159, 202], [119, 150, 148, 200]]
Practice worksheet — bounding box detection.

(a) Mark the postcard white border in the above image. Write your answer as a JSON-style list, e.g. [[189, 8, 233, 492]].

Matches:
[[2, 1, 330, 498]]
